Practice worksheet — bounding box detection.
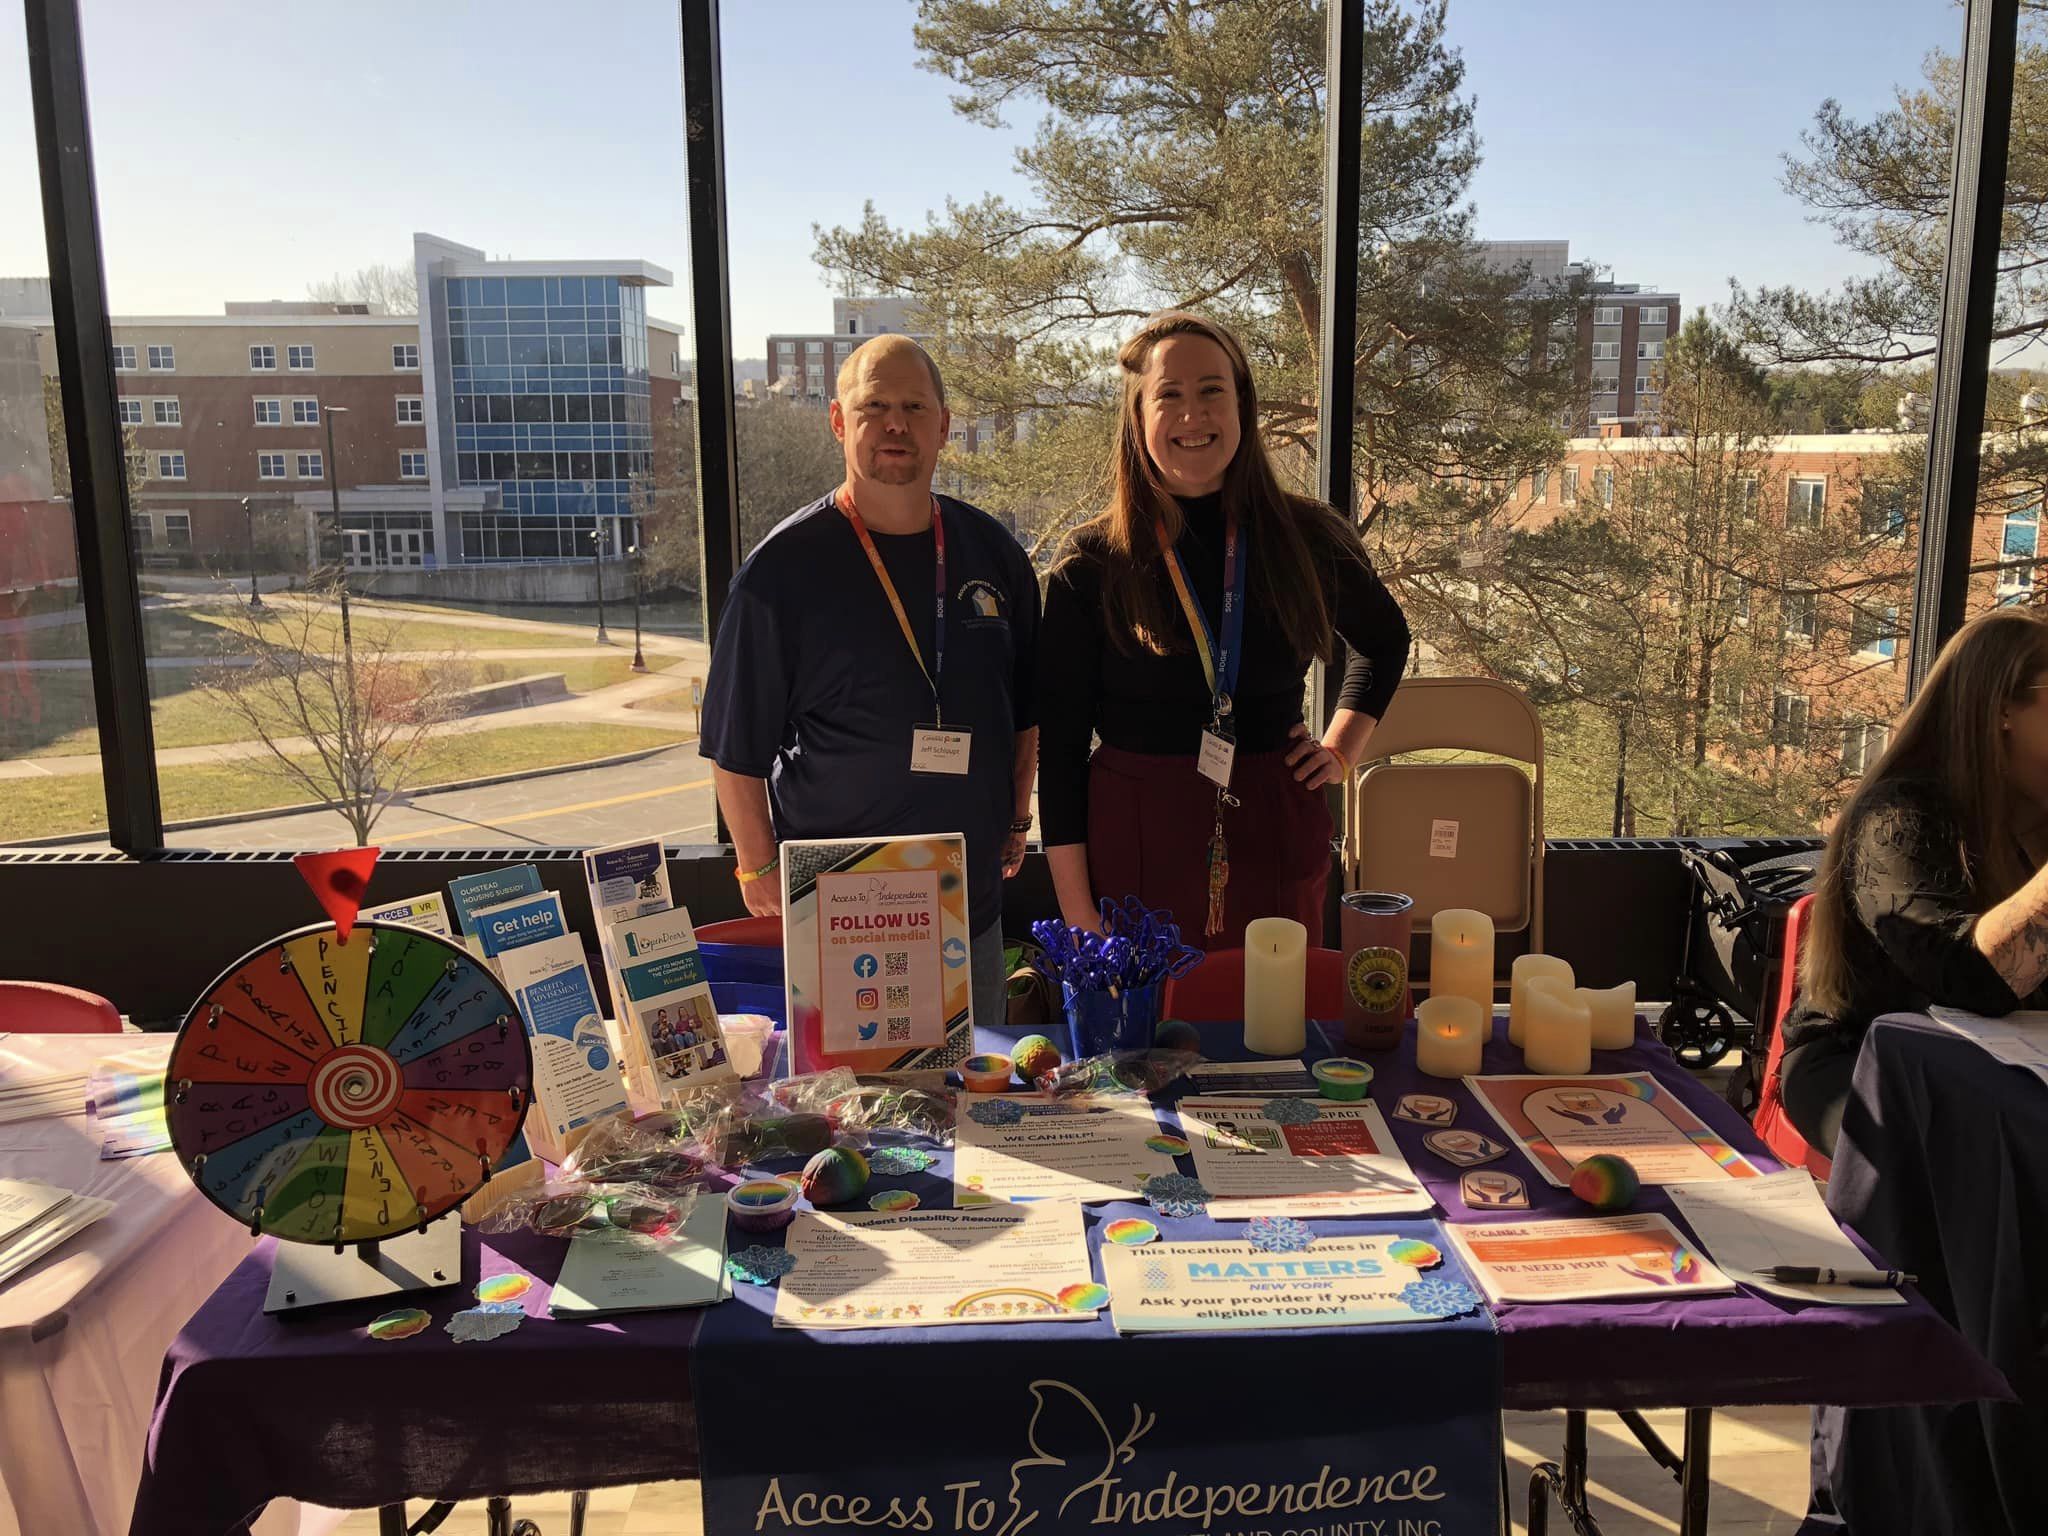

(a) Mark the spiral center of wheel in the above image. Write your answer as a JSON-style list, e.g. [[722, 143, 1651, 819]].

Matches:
[[309, 1044, 402, 1129]]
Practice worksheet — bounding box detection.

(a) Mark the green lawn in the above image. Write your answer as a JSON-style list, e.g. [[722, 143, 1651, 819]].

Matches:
[[3, 651, 683, 761], [0, 723, 688, 842], [20, 600, 610, 662]]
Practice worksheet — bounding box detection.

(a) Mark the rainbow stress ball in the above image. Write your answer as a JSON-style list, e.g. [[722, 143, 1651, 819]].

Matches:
[[800, 1146, 871, 1207], [1569, 1154, 1641, 1212], [1011, 1034, 1062, 1082]]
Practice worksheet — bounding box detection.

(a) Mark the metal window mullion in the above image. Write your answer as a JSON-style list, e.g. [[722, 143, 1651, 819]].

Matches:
[[1908, 0, 2019, 696], [680, 0, 741, 843], [1313, 0, 1366, 940], [25, 0, 163, 851]]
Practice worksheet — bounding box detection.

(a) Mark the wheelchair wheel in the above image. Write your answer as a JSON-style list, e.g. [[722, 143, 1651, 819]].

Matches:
[[1656, 995, 1736, 1070]]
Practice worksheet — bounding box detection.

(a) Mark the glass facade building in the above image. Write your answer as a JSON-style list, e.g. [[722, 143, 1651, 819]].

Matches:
[[444, 275, 653, 562], [414, 235, 671, 565]]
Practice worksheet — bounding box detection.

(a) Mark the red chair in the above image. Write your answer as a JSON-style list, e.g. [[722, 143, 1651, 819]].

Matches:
[[0, 980, 122, 1033], [1163, 947, 1348, 1023], [695, 916, 783, 946], [1751, 894, 1832, 1179]]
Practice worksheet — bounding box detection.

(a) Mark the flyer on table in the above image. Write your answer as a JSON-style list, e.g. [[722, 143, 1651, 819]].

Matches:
[[1445, 1212, 1735, 1303], [580, 837, 671, 926], [1101, 1231, 1468, 1332], [954, 1093, 1179, 1204], [494, 933, 626, 1152], [469, 890, 570, 963], [772, 1201, 1099, 1330], [1465, 1072, 1764, 1187], [1177, 1095, 1434, 1217]]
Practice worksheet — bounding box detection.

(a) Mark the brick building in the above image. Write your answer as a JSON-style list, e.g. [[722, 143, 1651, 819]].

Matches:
[[765, 296, 1002, 458]]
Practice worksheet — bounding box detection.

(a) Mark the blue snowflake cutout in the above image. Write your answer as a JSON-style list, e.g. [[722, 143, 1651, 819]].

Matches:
[[1398, 1277, 1484, 1319], [1261, 1097, 1320, 1125], [726, 1245, 798, 1286], [869, 1145, 939, 1175], [1246, 1216, 1316, 1253], [967, 1098, 1027, 1128], [1141, 1172, 1212, 1218]]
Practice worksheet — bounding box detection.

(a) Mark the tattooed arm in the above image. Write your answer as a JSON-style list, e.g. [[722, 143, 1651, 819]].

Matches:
[[1975, 859, 2048, 1000]]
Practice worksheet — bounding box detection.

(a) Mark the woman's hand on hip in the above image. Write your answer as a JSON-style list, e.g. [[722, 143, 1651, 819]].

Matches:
[[1285, 722, 1349, 791]]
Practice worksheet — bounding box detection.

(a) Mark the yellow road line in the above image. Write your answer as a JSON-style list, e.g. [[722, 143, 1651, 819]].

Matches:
[[379, 775, 715, 843]]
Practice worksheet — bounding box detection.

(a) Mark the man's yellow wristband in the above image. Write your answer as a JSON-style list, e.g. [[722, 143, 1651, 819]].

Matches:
[[735, 855, 779, 885]]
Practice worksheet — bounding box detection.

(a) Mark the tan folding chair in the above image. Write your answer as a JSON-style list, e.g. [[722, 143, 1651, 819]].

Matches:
[[1345, 677, 1545, 982]]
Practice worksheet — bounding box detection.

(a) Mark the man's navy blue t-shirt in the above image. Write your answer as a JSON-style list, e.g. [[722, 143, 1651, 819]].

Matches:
[[700, 492, 1040, 932]]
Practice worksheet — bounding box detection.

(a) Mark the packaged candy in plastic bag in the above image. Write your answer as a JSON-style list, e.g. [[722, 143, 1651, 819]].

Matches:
[[825, 1082, 957, 1145], [687, 1070, 865, 1168], [558, 1113, 707, 1192], [1033, 1049, 1199, 1099], [479, 1178, 698, 1240]]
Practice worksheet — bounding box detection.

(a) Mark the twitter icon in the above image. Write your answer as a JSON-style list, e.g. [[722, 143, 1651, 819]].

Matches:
[[857, 1021, 879, 1041]]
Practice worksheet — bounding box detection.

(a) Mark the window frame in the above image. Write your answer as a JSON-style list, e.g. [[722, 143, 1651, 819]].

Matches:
[[286, 343, 317, 372], [392, 343, 420, 370], [257, 452, 287, 480], [249, 344, 276, 371], [145, 343, 174, 372], [290, 397, 320, 426], [154, 450, 186, 480], [1786, 475, 1827, 530], [395, 396, 424, 425], [150, 396, 180, 427], [160, 510, 191, 551], [399, 450, 428, 480], [117, 397, 143, 426], [253, 398, 282, 426], [13, 0, 2019, 863], [295, 451, 323, 480]]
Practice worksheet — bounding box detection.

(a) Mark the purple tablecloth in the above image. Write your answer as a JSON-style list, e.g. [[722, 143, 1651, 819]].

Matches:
[[1817, 1013, 2048, 1535], [129, 1017, 2005, 1535]]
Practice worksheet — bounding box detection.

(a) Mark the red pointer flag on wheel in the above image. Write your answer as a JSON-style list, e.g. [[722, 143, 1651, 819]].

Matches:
[[292, 847, 382, 943]]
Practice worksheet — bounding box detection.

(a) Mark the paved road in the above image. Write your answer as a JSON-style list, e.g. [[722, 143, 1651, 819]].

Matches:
[[170, 741, 722, 851]]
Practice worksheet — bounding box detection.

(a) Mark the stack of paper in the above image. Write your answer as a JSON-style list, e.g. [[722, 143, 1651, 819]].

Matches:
[[1666, 1169, 1907, 1305], [0, 1067, 89, 1125], [87, 1047, 173, 1158], [548, 1192, 728, 1318], [1926, 1007, 2048, 1086], [0, 1178, 116, 1288]]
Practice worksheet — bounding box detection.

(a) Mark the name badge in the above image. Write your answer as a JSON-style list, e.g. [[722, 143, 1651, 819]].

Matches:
[[911, 726, 972, 776], [1196, 729, 1236, 789]]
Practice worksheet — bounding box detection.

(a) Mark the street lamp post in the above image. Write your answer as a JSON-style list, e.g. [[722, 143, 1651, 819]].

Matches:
[[322, 404, 355, 687], [241, 496, 263, 609], [627, 542, 646, 672], [589, 524, 611, 645]]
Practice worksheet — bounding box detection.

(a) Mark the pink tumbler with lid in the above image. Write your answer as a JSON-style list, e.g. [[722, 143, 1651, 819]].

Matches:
[[1340, 891, 1414, 1051]]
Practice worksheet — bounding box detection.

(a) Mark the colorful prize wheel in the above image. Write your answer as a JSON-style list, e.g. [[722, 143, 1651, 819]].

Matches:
[[167, 920, 531, 1245]]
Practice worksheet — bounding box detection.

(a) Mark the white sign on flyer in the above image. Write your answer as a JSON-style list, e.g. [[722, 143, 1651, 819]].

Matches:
[[1430, 819, 1460, 859], [816, 867, 944, 1053]]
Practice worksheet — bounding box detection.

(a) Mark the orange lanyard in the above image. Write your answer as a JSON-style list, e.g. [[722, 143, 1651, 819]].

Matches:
[[835, 487, 946, 724]]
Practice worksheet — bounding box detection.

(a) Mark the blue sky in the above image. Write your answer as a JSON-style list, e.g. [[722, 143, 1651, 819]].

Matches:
[[0, 0, 1963, 353]]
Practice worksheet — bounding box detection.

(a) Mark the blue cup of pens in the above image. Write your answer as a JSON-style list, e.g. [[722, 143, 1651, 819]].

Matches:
[[1033, 898, 1202, 1062], [1062, 979, 1164, 1058]]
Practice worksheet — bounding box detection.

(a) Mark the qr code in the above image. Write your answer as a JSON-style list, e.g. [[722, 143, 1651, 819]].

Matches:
[[887, 1016, 913, 1041], [885, 952, 909, 977], [886, 985, 911, 1008]]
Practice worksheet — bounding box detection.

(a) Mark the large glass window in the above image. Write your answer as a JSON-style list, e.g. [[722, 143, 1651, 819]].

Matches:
[[0, 28, 108, 846], [63, 5, 699, 849], [1398, 1, 1958, 836]]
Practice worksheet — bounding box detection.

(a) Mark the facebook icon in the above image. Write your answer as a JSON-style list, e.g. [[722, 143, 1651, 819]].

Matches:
[[854, 953, 879, 979]]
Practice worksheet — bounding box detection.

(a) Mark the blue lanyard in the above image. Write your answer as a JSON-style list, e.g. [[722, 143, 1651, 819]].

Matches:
[[1158, 508, 1246, 730]]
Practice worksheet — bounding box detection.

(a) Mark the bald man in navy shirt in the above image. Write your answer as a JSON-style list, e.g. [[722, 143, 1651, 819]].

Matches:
[[700, 336, 1039, 1031]]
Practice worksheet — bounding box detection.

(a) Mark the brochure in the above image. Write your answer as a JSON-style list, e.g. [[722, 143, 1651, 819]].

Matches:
[[953, 1093, 1179, 1205], [1465, 1073, 1764, 1187], [470, 889, 570, 964], [781, 833, 973, 1074], [550, 1191, 727, 1318], [580, 837, 671, 924], [447, 865, 543, 938], [495, 933, 627, 1159], [1101, 1229, 1473, 1332], [1445, 1213, 1736, 1303], [1176, 1095, 1434, 1218], [609, 907, 735, 1097], [773, 1202, 1098, 1330], [360, 892, 453, 938]]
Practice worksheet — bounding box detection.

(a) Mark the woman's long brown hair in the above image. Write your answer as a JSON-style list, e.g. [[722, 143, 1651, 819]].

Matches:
[[1066, 310, 1368, 661], [1802, 607, 2048, 1014]]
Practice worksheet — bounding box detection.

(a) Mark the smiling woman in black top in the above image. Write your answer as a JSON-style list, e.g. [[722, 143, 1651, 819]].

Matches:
[[1780, 609, 2048, 1154], [1035, 311, 1410, 946]]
